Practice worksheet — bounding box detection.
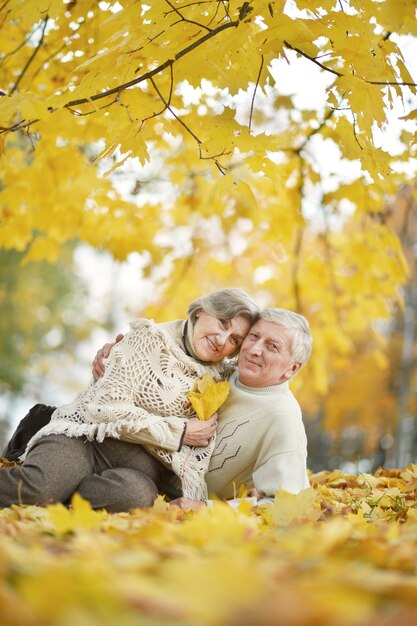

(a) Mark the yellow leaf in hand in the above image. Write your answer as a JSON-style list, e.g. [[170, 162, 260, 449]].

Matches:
[[188, 374, 230, 420]]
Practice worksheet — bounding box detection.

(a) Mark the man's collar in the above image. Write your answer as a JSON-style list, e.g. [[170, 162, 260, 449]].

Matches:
[[233, 371, 289, 394]]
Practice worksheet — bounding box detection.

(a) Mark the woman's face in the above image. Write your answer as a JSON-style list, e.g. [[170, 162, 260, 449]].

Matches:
[[192, 312, 251, 362]]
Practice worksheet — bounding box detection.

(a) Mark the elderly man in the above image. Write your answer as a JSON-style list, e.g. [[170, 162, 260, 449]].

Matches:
[[3, 307, 312, 509], [171, 307, 311, 510]]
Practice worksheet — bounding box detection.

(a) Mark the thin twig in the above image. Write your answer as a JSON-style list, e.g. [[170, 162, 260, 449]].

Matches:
[[366, 80, 417, 87], [249, 54, 264, 133], [199, 146, 230, 174], [30, 18, 86, 82], [150, 75, 202, 145], [284, 39, 417, 88], [351, 111, 363, 149], [164, 0, 212, 32], [3, 22, 42, 59], [139, 64, 174, 129], [30, 41, 67, 82], [10, 17, 49, 94], [0, 118, 34, 132], [208, 0, 226, 26], [214, 160, 227, 174], [283, 40, 342, 77], [0, 0, 10, 20], [65, 98, 118, 117], [295, 106, 336, 153]]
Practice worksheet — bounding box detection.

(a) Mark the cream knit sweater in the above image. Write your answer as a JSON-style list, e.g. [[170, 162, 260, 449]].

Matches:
[[205, 371, 309, 498], [24, 319, 229, 500]]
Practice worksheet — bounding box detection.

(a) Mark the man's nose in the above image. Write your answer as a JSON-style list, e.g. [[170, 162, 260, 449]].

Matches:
[[248, 339, 262, 355]]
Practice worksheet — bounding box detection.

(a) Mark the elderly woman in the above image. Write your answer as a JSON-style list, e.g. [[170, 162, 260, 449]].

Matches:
[[0, 288, 259, 510]]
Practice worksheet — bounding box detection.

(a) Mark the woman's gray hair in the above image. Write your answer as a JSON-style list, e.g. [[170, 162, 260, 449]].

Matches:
[[260, 308, 312, 367], [187, 288, 259, 325]]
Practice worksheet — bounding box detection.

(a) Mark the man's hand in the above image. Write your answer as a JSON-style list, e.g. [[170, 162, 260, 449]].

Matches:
[[183, 413, 218, 447], [169, 497, 206, 511], [92, 333, 124, 381]]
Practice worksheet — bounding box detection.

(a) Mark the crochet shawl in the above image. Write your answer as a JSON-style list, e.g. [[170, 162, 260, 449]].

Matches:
[[23, 319, 230, 500]]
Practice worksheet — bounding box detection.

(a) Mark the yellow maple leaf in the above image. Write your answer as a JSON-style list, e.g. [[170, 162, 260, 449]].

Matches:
[[262, 487, 321, 528], [188, 374, 230, 420], [46, 493, 106, 534]]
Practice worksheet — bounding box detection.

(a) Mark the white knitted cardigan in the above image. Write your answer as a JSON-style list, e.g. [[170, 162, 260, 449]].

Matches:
[[23, 319, 231, 500]]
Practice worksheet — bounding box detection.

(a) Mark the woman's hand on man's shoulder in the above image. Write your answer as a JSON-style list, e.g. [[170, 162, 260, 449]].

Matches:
[[92, 333, 124, 380]]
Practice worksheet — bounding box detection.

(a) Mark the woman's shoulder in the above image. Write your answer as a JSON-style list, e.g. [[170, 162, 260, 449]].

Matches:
[[125, 318, 186, 357], [124, 317, 230, 380], [128, 317, 155, 331]]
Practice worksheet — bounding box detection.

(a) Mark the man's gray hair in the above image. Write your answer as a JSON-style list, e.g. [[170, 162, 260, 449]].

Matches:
[[188, 288, 259, 325], [260, 308, 312, 366]]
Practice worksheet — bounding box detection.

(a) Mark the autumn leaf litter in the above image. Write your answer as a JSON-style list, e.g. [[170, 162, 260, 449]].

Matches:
[[1, 462, 417, 625]]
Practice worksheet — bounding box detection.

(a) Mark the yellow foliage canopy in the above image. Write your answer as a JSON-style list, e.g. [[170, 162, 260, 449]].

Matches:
[[0, 0, 416, 400]]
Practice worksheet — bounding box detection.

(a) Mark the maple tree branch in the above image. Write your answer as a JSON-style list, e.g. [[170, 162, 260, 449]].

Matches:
[[366, 80, 417, 87], [3, 22, 42, 59], [10, 17, 49, 95], [64, 19, 239, 109], [283, 40, 343, 78], [284, 40, 417, 88], [249, 54, 264, 133]]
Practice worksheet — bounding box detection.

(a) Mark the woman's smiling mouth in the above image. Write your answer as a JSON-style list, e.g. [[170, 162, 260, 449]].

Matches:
[[206, 337, 218, 352]]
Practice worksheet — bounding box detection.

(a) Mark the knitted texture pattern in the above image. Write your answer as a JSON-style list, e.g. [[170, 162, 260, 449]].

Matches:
[[24, 319, 228, 500], [205, 371, 309, 498]]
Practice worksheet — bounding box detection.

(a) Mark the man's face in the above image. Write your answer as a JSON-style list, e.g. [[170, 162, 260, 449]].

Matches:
[[237, 319, 301, 387]]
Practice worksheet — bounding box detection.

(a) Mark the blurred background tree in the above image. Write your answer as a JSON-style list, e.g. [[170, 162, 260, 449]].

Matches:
[[0, 247, 99, 443]]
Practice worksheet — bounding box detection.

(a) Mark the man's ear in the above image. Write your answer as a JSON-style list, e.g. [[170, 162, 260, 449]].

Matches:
[[290, 362, 302, 376]]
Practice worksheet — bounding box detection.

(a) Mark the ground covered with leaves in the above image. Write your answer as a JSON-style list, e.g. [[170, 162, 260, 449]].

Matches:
[[1, 464, 417, 626]]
